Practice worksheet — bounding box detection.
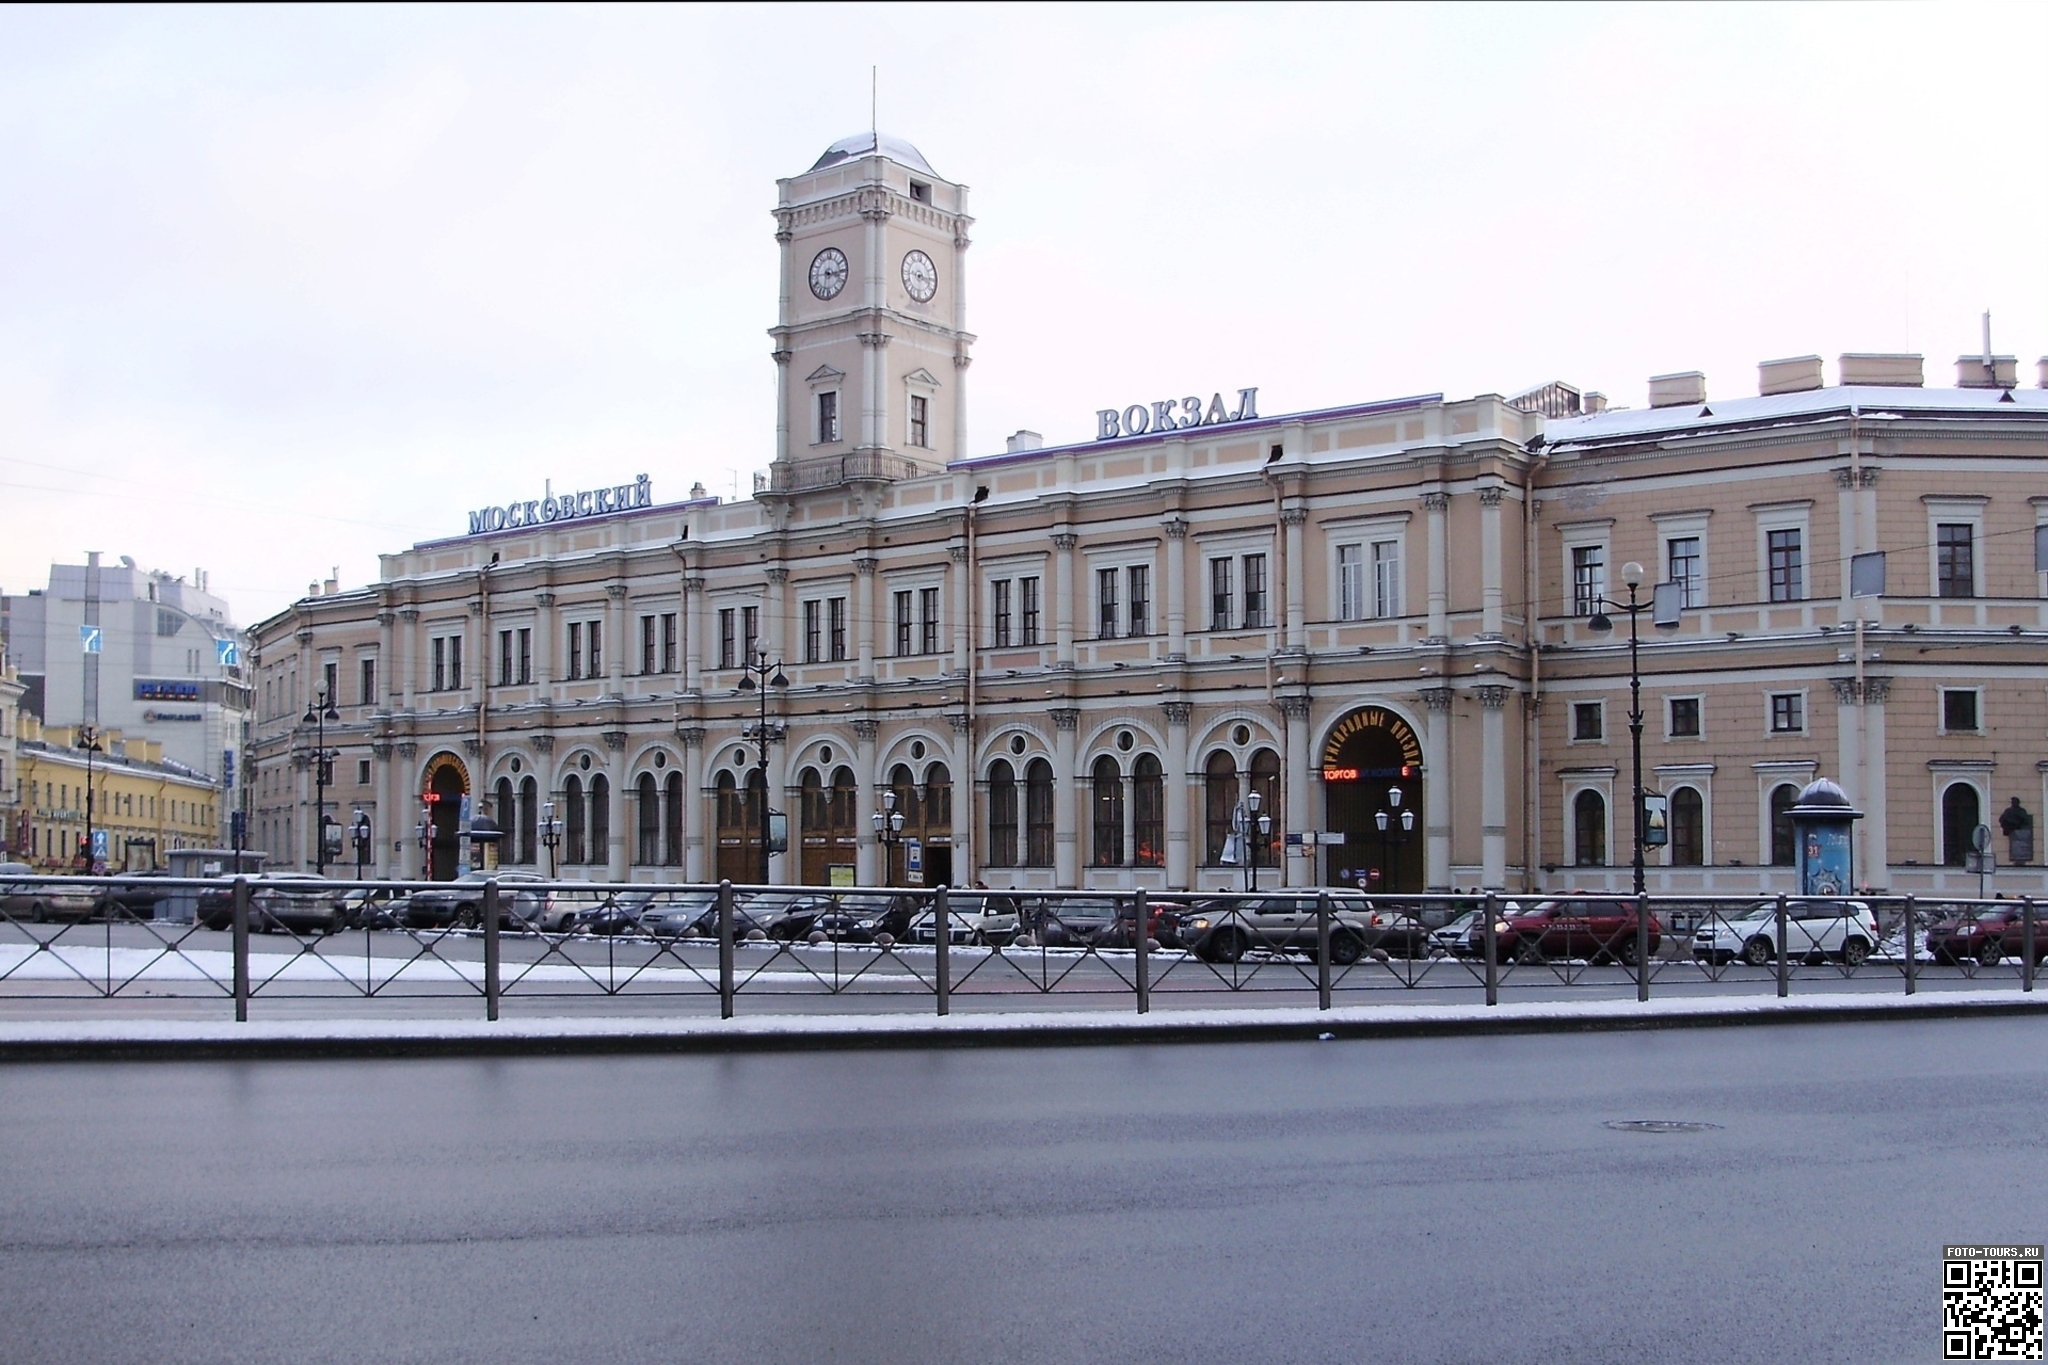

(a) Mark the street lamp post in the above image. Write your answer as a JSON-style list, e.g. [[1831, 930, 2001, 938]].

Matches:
[[872, 790, 906, 885], [735, 646, 788, 885], [1587, 562, 1650, 898], [1373, 784, 1416, 892], [540, 799, 565, 877], [1232, 789, 1268, 894], [302, 688, 340, 874], [350, 809, 372, 880], [76, 725, 102, 874], [415, 805, 433, 878]]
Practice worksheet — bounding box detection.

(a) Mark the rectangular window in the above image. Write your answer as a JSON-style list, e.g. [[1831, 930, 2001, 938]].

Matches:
[[828, 597, 847, 662], [1372, 540, 1401, 619], [640, 614, 657, 674], [357, 758, 371, 786], [919, 587, 940, 654], [991, 579, 1012, 647], [909, 394, 929, 447], [321, 661, 338, 706], [1767, 529, 1803, 602], [1096, 568, 1118, 639], [448, 635, 462, 690], [894, 591, 913, 656], [1668, 696, 1701, 738], [1210, 558, 1233, 630], [718, 609, 736, 669], [1127, 565, 1150, 636], [1337, 544, 1364, 621], [817, 390, 839, 443], [1242, 553, 1267, 628], [586, 620, 602, 676], [567, 622, 583, 680], [518, 628, 532, 683], [1020, 576, 1041, 645], [1769, 692, 1804, 733], [1937, 524, 1975, 598], [359, 658, 376, 707], [431, 637, 446, 692], [803, 600, 822, 663], [1941, 688, 1980, 732], [740, 606, 758, 661], [1667, 536, 1702, 608], [1572, 701, 1603, 741], [659, 614, 677, 673], [1572, 545, 1606, 616], [499, 629, 514, 686]]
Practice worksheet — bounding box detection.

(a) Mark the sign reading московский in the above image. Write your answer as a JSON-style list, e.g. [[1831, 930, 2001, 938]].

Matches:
[[1095, 389, 1258, 441], [468, 476, 653, 536]]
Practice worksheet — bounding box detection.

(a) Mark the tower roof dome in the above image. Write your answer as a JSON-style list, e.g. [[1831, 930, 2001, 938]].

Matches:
[[809, 132, 936, 176]]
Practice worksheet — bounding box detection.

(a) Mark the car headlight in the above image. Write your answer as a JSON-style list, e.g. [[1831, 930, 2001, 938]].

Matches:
[[1493, 922, 1510, 934], [1188, 918, 1210, 931]]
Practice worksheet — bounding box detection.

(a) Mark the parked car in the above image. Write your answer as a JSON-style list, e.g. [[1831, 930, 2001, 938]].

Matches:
[[1176, 894, 1378, 965], [402, 871, 555, 930], [101, 872, 172, 922], [1472, 897, 1661, 966], [1691, 899, 1878, 967], [1995, 909, 2048, 964], [1431, 908, 1481, 958], [636, 891, 718, 934], [809, 892, 921, 944], [1926, 906, 2025, 966], [0, 864, 103, 923], [652, 897, 772, 940], [251, 875, 350, 935], [566, 896, 647, 936], [341, 887, 408, 931], [908, 892, 1024, 946], [1029, 896, 1124, 949], [757, 894, 846, 941]]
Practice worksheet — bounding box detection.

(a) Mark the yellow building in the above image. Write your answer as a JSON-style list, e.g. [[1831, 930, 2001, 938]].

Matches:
[[13, 716, 220, 872]]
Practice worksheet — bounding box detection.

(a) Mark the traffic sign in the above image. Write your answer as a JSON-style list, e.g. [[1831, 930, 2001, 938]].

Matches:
[[216, 638, 239, 668], [79, 624, 101, 654]]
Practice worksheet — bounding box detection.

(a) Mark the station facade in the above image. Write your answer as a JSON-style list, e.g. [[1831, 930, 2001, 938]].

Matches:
[[248, 134, 2048, 898]]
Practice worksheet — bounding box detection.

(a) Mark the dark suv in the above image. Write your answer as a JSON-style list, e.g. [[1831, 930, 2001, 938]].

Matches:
[[1470, 897, 1660, 966]]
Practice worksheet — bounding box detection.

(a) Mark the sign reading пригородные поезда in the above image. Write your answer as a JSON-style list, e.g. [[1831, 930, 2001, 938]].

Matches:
[[468, 476, 653, 535]]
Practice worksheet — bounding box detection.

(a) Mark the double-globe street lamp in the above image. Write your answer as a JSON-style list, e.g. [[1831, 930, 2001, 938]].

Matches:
[[75, 725, 103, 874], [734, 646, 789, 885], [1232, 789, 1272, 893], [1584, 560, 1681, 899], [540, 799, 565, 876], [302, 688, 341, 874], [350, 809, 373, 879], [873, 789, 906, 885], [1374, 784, 1416, 891]]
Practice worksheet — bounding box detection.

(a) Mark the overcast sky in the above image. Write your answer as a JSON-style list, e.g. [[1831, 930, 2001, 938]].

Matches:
[[3, 3, 2043, 627]]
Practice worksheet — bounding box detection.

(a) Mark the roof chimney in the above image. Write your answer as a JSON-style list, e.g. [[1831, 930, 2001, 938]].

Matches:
[[1582, 391, 1608, 414], [1006, 430, 1043, 453], [1839, 353, 1923, 387], [1956, 355, 2018, 389], [1758, 355, 1823, 396], [2037, 357, 2048, 389], [1648, 372, 1706, 408]]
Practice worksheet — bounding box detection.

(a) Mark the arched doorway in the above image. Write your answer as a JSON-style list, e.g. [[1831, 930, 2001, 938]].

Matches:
[[715, 769, 765, 883], [1942, 782, 1982, 867], [799, 765, 858, 885], [421, 752, 469, 881], [1320, 707, 1423, 891]]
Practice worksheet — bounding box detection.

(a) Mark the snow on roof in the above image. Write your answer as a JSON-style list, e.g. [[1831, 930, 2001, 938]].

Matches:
[[1544, 384, 2048, 448]]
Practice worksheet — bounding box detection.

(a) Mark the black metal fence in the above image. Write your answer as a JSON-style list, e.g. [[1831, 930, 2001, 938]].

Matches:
[[0, 874, 2037, 1019]]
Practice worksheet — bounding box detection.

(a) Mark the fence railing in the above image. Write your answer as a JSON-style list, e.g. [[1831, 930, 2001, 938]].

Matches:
[[0, 875, 2037, 1020]]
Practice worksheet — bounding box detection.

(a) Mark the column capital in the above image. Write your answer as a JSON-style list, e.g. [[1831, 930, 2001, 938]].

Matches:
[[375, 611, 395, 627], [1160, 701, 1193, 725], [1830, 676, 1861, 705], [1478, 486, 1505, 508], [1162, 518, 1189, 540], [1052, 533, 1077, 552], [533, 593, 555, 608], [462, 738, 484, 758], [396, 741, 419, 760], [948, 546, 968, 564], [1420, 687, 1455, 712], [946, 712, 971, 734], [532, 734, 555, 753], [399, 607, 420, 622], [1051, 708, 1080, 732], [1277, 694, 1311, 719], [1864, 675, 1891, 704], [677, 726, 706, 747], [1280, 507, 1309, 527], [855, 557, 879, 575], [605, 584, 628, 600], [765, 567, 790, 585], [371, 741, 393, 760], [602, 729, 629, 752], [852, 718, 880, 740], [1476, 685, 1510, 709], [681, 577, 706, 593], [1421, 491, 1450, 512]]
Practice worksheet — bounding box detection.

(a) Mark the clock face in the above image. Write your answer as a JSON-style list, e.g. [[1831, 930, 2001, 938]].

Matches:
[[808, 248, 848, 301], [901, 249, 938, 302]]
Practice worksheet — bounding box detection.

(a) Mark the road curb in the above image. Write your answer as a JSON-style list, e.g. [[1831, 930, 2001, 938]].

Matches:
[[2, 991, 2045, 1061]]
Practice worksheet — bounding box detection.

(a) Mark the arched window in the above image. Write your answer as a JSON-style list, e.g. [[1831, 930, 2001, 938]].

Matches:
[[1204, 752, 1237, 865], [1133, 754, 1163, 867], [799, 767, 826, 835], [1573, 789, 1607, 867], [831, 767, 857, 839], [663, 771, 684, 866], [1091, 755, 1124, 866], [924, 763, 952, 832], [987, 760, 1018, 868], [1025, 759, 1054, 867], [1942, 782, 1982, 867], [565, 774, 586, 865], [494, 777, 516, 863], [1670, 786, 1705, 866], [636, 772, 660, 865], [1769, 784, 1799, 865], [1250, 747, 1281, 868], [518, 776, 537, 865], [589, 774, 610, 866]]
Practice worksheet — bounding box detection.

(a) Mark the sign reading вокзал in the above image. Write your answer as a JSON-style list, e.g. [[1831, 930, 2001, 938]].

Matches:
[[468, 476, 653, 536]]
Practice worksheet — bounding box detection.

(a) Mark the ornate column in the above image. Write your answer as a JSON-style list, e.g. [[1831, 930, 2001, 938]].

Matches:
[[852, 718, 879, 884], [679, 727, 707, 881], [854, 556, 878, 683], [398, 608, 419, 710], [605, 583, 627, 695], [372, 739, 395, 877], [1478, 486, 1505, 639], [1052, 533, 1077, 670], [1421, 687, 1454, 891], [1423, 491, 1450, 643], [1163, 518, 1189, 661], [1161, 701, 1192, 889], [1477, 685, 1510, 888], [681, 578, 705, 694], [949, 544, 970, 676], [533, 593, 557, 689], [765, 567, 790, 667], [1282, 507, 1308, 651], [375, 611, 395, 706], [1051, 707, 1079, 886], [1835, 676, 1891, 886], [395, 741, 419, 877], [948, 711, 972, 877], [603, 727, 629, 879], [1279, 694, 1312, 888]]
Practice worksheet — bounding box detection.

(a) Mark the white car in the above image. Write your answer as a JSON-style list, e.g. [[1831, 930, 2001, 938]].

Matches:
[[1692, 900, 1878, 968], [906, 892, 1022, 947]]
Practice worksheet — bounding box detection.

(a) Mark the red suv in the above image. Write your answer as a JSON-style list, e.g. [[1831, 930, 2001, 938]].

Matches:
[[1468, 897, 1661, 966]]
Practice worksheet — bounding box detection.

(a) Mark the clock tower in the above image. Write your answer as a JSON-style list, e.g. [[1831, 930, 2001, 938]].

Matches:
[[769, 133, 975, 489]]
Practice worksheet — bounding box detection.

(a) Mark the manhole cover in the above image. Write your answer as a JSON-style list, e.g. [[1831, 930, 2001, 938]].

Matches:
[[1604, 1120, 1723, 1134]]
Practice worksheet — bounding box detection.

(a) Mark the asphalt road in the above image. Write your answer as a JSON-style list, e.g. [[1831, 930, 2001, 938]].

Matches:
[[3, 1016, 2036, 1364]]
